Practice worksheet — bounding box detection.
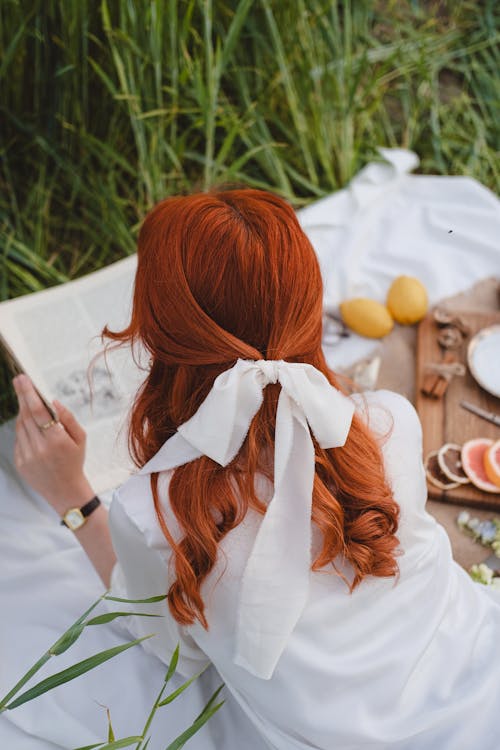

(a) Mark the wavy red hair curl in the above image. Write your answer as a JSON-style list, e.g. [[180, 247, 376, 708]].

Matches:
[[102, 189, 400, 629]]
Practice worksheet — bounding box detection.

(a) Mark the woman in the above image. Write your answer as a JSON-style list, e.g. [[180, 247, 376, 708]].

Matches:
[[7, 189, 500, 749]]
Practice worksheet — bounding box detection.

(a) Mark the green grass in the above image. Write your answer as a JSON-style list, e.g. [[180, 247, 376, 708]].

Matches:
[[1, 0, 499, 422]]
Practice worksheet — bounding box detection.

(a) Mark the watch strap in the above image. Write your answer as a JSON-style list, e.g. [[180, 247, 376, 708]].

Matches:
[[60, 495, 101, 527]]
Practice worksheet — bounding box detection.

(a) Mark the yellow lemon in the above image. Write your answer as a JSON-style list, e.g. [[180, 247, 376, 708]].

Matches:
[[339, 298, 394, 338], [386, 275, 428, 325]]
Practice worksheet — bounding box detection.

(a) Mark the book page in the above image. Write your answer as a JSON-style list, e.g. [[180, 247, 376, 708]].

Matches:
[[0, 255, 148, 493]]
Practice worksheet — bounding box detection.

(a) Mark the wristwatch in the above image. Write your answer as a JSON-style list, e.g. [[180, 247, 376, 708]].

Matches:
[[60, 496, 101, 531]]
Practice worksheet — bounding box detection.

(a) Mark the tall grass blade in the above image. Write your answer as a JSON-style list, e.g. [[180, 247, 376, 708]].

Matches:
[[0, 593, 105, 708], [163, 686, 225, 750], [93, 738, 144, 750], [86, 612, 163, 626], [3, 636, 154, 710], [158, 664, 210, 707], [104, 594, 166, 604], [164, 645, 180, 684]]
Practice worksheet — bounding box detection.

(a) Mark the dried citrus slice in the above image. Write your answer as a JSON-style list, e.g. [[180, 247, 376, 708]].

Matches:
[[437, 443, 470, 485], [425, 451, 461, 491], [461, 439, 500, 494], [484, 440, 500, 488]]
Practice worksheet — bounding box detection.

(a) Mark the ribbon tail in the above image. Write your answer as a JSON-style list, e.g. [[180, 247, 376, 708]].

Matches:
[[233, 392, 315, 679], [137, 433, 203, 475]]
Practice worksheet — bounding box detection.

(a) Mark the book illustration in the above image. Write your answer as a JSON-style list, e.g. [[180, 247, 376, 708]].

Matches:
[[48, 363, 126, 423]]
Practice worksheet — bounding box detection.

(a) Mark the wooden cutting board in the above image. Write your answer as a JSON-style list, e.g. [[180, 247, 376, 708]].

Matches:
[[416, 309, 500, 510]]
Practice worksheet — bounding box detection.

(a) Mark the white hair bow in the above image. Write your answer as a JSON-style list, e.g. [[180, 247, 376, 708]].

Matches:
[[138, 358, 355, 679]]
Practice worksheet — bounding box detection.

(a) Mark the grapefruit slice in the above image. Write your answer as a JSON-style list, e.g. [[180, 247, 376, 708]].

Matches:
[[484, 440, 500, 488], [437, 443, 470, 485], [461, 439, 500, 494], [425, 451, 461, 491]]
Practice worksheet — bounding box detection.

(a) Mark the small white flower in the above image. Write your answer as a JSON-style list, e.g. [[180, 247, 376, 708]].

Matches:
[[469, 518, 480, 532], [470, 563, 494, 585], [479, 521, 497, 544]]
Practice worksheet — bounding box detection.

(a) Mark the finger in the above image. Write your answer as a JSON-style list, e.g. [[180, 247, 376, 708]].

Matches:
[[15, 418, 33, 462], [13, 378, 49, 452], [53, 400, 86, 445], [22, 409, 47, 453], [15, 374, 54, 426], [13, 439, 22, 467], [14, 419, 25, 462], [13, 376, 31, 421]]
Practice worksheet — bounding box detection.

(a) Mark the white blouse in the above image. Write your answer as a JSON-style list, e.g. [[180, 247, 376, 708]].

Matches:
[[108, 389, 500, 749]]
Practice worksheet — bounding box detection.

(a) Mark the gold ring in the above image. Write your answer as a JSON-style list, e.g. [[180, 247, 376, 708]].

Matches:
[[39, 419, 57, 431]]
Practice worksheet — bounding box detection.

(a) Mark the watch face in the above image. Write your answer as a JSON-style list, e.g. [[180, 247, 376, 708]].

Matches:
[[65, 509, 85, 531]]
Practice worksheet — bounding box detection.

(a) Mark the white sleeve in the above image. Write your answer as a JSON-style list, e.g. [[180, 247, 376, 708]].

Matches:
[[105, 491, 210, 679]]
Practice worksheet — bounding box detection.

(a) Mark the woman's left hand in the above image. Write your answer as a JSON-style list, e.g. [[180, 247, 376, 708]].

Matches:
[[12, 373, 96, 516]]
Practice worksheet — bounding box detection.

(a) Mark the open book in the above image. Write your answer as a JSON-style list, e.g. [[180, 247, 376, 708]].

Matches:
[[0, 255, 147, 494]]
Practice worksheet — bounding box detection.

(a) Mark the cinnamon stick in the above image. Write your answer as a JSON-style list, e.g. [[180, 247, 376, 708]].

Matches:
[[421, 351, 458, 399]]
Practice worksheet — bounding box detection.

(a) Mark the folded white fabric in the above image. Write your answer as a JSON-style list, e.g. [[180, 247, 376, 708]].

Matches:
[[298, 147, 500, 369], [138, 358, 355, 678]]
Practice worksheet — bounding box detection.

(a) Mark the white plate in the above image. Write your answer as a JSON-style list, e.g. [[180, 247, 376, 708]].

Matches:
[[467, 325, 500, 398]]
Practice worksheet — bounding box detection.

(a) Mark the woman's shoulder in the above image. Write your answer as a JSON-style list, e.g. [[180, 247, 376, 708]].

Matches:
[[349, 389, 431, 529], [349, 388, 422, 444], [349, 388, 426, 502]]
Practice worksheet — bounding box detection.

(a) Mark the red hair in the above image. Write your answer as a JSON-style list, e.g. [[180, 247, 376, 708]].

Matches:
[[102, 189, 400, 628]]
